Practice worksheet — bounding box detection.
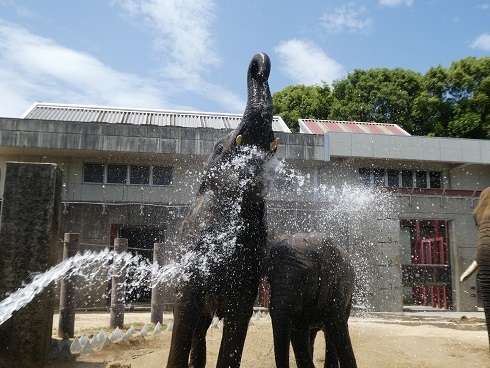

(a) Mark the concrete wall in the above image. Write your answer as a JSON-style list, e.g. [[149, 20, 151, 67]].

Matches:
[[326, 132, 490, 164]]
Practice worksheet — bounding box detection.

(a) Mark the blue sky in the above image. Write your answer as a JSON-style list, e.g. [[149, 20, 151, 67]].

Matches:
[[0, 0, 489, 118]]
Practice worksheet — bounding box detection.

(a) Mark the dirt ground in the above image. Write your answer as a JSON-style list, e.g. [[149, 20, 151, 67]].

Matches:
[[48, 312, 490, 368]]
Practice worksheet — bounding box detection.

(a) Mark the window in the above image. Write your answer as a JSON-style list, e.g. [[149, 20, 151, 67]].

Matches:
[[373, 169, 385, 186], [153, 166, 173, 186], [359, 168, 371, 186], [387, 170, 400, 187], [107, 164, 127, 184], [83, 163, 172, 186], [416, 171, 427, 188], [130, 165, 150, 185], [401, 170, 413, 187], [429, 171, 441, 188], [83, 163, 104, 183], [357, 167, 443, 189]]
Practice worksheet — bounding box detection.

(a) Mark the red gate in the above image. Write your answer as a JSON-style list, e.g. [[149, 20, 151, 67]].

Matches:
[[411, 236, 449, 308]]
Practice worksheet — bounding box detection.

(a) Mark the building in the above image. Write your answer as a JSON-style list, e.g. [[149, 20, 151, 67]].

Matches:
[[0, 102, 489, 312]]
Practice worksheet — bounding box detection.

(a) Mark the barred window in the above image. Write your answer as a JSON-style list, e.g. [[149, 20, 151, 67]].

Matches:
[[387, 169, 400, 187], [107, 164, 127, 184], [401, 170, 413, 188], [373, 169, 385, 186], [153, 166, 173, 186], [359, 168, 371, 186], [130, 165, 150, 185], [83, 163, 104, 183], [416, 171, 427, 188], [429, 172, 441, 188]]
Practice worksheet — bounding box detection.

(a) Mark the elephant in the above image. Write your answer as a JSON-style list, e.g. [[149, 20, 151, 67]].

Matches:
[[166, 52, 280, 368], [267, 232, 357, 368], [460, 186, 490, 348]]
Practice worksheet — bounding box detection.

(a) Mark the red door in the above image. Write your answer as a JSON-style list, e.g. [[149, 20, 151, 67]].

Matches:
[[412, 237, 449, 309]]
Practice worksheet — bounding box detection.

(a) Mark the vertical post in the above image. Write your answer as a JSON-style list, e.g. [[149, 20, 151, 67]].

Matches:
[[58, 233, 80, 338], [151, 243, 166, 324], [0, 163, 62, 368], [110, 238, 128, 329]]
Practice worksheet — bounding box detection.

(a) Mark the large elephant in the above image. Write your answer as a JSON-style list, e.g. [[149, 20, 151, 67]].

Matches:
[[166, 53, 279, 368], [460, 186, 490, 348], [267, 232, 358, 368]]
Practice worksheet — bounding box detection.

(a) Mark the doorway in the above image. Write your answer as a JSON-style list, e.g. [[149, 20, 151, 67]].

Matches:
[[400, 220, 452, 309]]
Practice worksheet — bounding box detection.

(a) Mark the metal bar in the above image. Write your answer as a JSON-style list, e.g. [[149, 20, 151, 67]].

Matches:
[[58, 233, 80, 338]]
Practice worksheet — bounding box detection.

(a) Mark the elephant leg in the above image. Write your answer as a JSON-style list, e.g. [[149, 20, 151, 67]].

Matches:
[[189, 314, 213, 368], [216, 314, 251, 368], [309, 328, 318, 357], [291, 322, 315, 368], [323, 329, 339, 368], [478, 249, 490, 348], [326, 317, 357, 368], [166, 299, 202, 368]]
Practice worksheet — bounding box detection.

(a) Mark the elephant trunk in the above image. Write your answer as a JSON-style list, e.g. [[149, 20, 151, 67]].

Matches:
[[270, 307, 293, 368], [238, 52, 275, 152]]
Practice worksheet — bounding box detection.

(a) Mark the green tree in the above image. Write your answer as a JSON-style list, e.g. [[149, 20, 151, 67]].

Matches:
[[272, 84, 332, 132], [272, 57, 490, 139], [445, 57, 490, 138], [330, 68, 423, 134]]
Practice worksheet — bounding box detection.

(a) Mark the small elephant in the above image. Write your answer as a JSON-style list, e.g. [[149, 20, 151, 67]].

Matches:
[[267, 232, 357, 368], [460, 186, 490, 348]]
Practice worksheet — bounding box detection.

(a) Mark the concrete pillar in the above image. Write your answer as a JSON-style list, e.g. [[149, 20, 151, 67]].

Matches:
[[151, 243, 166, 324], [110, 238, 128, 329], [58, 233, 80, 338], [0, 162, 62, 368]]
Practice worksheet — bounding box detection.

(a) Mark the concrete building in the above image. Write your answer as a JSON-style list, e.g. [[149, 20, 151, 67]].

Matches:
[[0, 102, 489, 313]]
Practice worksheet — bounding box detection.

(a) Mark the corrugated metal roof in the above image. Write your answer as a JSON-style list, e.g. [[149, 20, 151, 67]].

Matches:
[[21, 102, 291, 133], [299, 119, 411, 136]]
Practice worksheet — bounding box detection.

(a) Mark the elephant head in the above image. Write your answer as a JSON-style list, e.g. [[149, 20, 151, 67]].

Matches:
[[167, 53, 279, 368], [460, 186, 490, 348]]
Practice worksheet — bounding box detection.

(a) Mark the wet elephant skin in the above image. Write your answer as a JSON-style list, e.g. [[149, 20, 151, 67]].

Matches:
[[166, 53, 277, 368]]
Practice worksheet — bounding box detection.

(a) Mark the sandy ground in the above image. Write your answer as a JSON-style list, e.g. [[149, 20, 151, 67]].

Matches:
[[47, 311, 490, 368]]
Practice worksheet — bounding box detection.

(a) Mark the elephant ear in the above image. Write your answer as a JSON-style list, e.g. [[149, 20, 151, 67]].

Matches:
[[474, 187, 490, 225]]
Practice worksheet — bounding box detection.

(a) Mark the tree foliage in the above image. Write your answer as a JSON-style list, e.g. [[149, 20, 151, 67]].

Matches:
[[272, 84, 332, 132], [272, 56, 490, 139]]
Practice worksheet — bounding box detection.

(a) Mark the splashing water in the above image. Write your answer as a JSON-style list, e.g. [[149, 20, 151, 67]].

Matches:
[[266, 157, 398, 313], [0, 150, 397, 324], [0, 249, 184, 326]]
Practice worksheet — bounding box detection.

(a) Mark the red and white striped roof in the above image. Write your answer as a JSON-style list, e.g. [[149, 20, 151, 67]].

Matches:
[[299, 119, 410, 136]]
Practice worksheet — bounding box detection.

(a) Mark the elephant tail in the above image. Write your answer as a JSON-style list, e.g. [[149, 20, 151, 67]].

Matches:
[[460, 260, 478, 282]]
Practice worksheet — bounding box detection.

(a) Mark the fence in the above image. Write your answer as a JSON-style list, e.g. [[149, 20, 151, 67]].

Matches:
[[57, 233, 171, 338]]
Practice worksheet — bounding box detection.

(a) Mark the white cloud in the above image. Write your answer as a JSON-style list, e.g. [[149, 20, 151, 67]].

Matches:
[[112, 0, 219, 81], [379, 0, 414, 7], [274, 39, 345, 86], [321, 4, 373, 34], [0, 20, 173, 117], [471, 32, 490, 52], [111, 0, 244, 112]]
